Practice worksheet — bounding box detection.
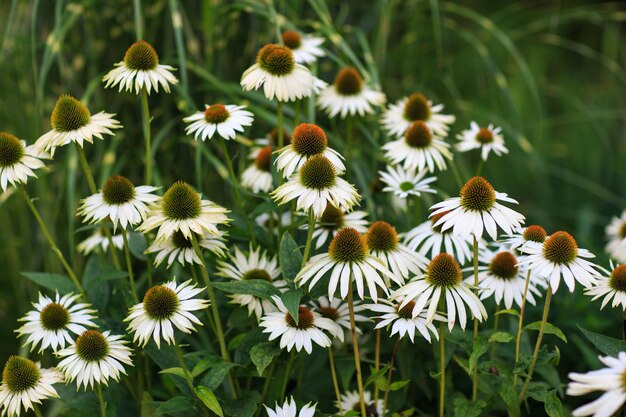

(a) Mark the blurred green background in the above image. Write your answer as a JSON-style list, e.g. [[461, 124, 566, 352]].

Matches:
[[0, 0, 625, 407]]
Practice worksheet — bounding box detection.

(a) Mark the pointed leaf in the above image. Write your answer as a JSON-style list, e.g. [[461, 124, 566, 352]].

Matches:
[[195, 386, 224, 417], [279, 233, 303, 281]]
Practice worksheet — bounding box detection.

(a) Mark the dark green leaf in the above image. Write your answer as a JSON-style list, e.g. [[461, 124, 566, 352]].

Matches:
[[249, 342, 281, 376], [453, 396, 487, 417], [525, 321, 567, 343], [155, 396, 195, 416], [544, 390, 564, 417], [159, 367, 188, 379], [212, 280, 280, 300], [21, 272, 76, 294], [199, 361, 238, 390], [469, 336, 489, 373], [195, 386, 223, 417], [497, 377, 520, 416], [280, 288, 303, 326], [365, 365, 389, 388], [128, 232, 147, 260], [388, 379, 410, 391], [579, 326, 626, 356], [279, 233, 302, 281], [223, 390, 261, 417], [495, 308, 520, 317], [490, 332, 514, 344]]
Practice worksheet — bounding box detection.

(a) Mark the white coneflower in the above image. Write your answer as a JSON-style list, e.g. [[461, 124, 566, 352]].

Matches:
[[271, 154, 360, 218], [145, 230, 227, 269], [183, 104, 253, 141], [16, 292, 97, 353], [585, 263, 626, 310], [242, 146, 274, 193], [366, 297, 443, 343], [318, 67, 386, 118], [392, 253, 487, 330], [503, 224, 547, 254], [56, 329, 133, 389], [254, 127, 292, 150], [35, 95, 121, 155], [567, 352, 626, 417], [307, 203, 368, 250], [125, 280, 209, 348], [78, 175, 159, 231], [382, 121, 452, 173], [217, 246, 286, 320], [297, 227, 399, 302], [366, 221, 428, 281], [260, 296, 338, 353], [310, 296, 367, 343], [241, 44, 323, 102], [137, 181, 230, 243], [379, 164, 437, 199], [471, 248, 541, 309], [606, 211, 626, 263], [274, 123, 345, 179], [77, 228, 124, 255], [0, 132, 48, 192], [404, 212, 474, 265], [102, 40, 178, 94], [456, 122, 507, 161], [255, 211, 292, 234], [520, 231, 601, 293], [337, 391, 384, 417], [282, 30, 325, 64], [431, 176, 525, 241], [0, 356, 62, 417], [265, 396, 316, 417], [381, 92, 455, 138]]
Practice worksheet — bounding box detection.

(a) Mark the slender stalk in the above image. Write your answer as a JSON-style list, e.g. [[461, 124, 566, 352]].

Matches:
[[471, 235, 479, 401], [33, 405, 44, 417], [328, 348, 342, 413], [382, 338, 402, 417], [294, 100, 301, 125], [449, 158, 464, 188], [174, 340, 211, 417], [276, 101, 285, 239], [513, 268, 532, 386], [280, 350, 296, 402], [20, 186, 87, 299], [95, 384, 106, 417], [518, 288, 553, 402], [476, 158, 485, 177], [132, 0, 143, 39], [348, 279, 367, 417], [121, 229, 139, 303], [256, 360, 276, 417], [374, 328, 381, 402], [190, 234, 238, 399], [140, 89, 152, 184], [301, 210, 315, 268], [439, 320, 446, 417], [490, 304, 501, 360]]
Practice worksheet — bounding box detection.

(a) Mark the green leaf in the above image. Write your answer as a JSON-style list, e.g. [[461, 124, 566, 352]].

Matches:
[[497, 377, 520, 417], [249, 342, 281, 376], [279, 233, 303, 281], [222, 390, 261, 417], [195, 386, 223, 417], [212, 280, 280, 300], [159, 367, 188, 379], [544, 390, 564, 417], [128, 232, 147, 260], [155, 396, 194, 416], [192, 355, 221, 378], [21, 272, 77, 294], [490, 332, 514, 344], [280, 288, 303, 326], [579, 326, 626, 356], [388, 379, 410, 391], [453, 396, 487, 417], [495, 308, 520, 317], [469, 336, 489, 373], [525, 321, 567, 343], [365, 365, 389, 388], [199, 361, 238, 390]]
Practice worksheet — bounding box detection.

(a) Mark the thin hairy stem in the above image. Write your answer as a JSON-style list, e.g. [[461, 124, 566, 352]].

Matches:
[[348, 278, 367, 417]]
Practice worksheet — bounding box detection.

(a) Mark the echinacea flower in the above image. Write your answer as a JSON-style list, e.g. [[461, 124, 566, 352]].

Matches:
[[317, 67, 385, 118], [282, 30, 325, 64], [265, 396, 316, 417], [585, 263, 626, 310], [271, 154, 360, 218], [337, 391, 384, 417], [520, 231, 601, 293], [254, 127, 292, 150], [183, 104, 253, 141], [0, 356, 62, 417], [56, 329, 133, 389], [125, 280, 209, 348], [274, 123, 345, 179], [567, 352, 626, 417], [241, 44, 323, 102], [78, 175, 159, 231], [503, 224, 547, 254], [456, 122, 508, 161], [102, 40, 178, 94], [242, 146, 274, 193], [145, 230, 227, 269], [137, 181, 230, 243], [310, 296, 367, 343], [381, 92, 455, 138], [76, 228, 124, 255], [606, 211, 626, 263], [217, 246, 287, 319], [35, 95, 121, 155], [431, 176, 525, 241], [365, 221, 428, 281], [260, 296, 338, 353], [16, 292, 97, 353], [307, 203, 368, 250], [297, 227, 399, 302], [366, 297, 443, 343], [403, 212, 474, 265], [382, 121, 452, 173], [379, 164, 437, 199], [392, 253, 487, 330], [0, 132, 48, 192]]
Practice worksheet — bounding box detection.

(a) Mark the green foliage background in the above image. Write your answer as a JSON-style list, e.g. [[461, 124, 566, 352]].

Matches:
[[0, 0, 625, 414]]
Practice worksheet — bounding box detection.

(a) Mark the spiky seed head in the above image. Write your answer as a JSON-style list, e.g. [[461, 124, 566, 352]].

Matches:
[[204, 104, 230, 124], [281, 31, 302, 49], [476, 127, 494, 144], [403, 93, 431, 121], [299, 154, 336, 190], [124, 40, 159, 70], [334, 67, 363, 96], [523, 225, 547, 243], [143, 285, 180, 320], [255, 146, 272, 171], [75, 330, 109, 362], [329, 227, 368, 264], [40, 303, 70, 330], [0, 132, 24, 168], [162, 181, 201, 220], [404, 121, 433, 148], [542, 231, 578, 265], [257, 44, 295, 76], [102, 175, 135, 205], [285, 306, 314, 329], [425, 253, 462, 287], [291, 123, 327, 156], [51, 95, 90, 132], [2, 356, 40, 393], [489, 251, 519, 280], [366, 221, 398, 252], [460, 176, 496, 212]]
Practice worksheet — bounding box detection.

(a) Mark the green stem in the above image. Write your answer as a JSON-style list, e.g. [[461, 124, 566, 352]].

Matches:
[[294, 100, 301, 125], [374, 328, 381, 403], [518, 288, 552, 403], [472, 235, 479, 401], [301, 210, 315, 268], [513, 268, 532, 386], [140, 88, 152, 185], [280, 350, 296, 402], [276, 101, 285, 240], [132, 0, 143, 39], [256, 360, 276, 417], [476, 158, 485, 177], [490, 304, 501, 361], [382, 338, 401, 417], [174, 340, 211, 417], [348, 278, 367, 417], [328, 348, 342, 414], [33, 405, 44, 417], [439, 320, 446, 417], [95, 384, 106, 417], [121, 229, 139, 303], [20, 186, 87, 299], [449, 157, 464, 188]]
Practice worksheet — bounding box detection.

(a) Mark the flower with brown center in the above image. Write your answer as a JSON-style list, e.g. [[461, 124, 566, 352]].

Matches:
[[382, 92, 455, 138], [318, 67, 385, 118], [184, 103, 253, 141], [456, 122, 508, 161], [242, 146, 274, 193], [586, 263, 626, 310], [0, 132, 48, 191], [280, 31, 325, 64]]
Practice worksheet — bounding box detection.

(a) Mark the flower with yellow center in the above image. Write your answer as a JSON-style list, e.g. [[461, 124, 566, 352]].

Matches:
[[144, 229, 227, 269], [317, 67, 386, 118], [0, 132, 48, 192], [381, 92, 456, 138], [585, 262, 626, 310], [306, 203, 368, 250], [183, 103, 254, 141]]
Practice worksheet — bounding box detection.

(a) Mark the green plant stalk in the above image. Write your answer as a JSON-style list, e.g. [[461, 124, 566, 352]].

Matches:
[[174, 340, 211, 417], [472, 235, 479, 401], [294, 100, 301, 125], [280, 350, 296, 402], [374, 328, 381, 403], [276, 101, 285, 239], [382, 338, 401, 417], [301, 210, 315, 268], [190, 234, 238, 399], [140, 89, 152, 185], [449, 158, 464, 188], [348, 278, 367, 417], [328, 348, 342, 414], [439, 319, 446, 417], [490, 304, 501, 360], [513, 268, 532, 386], [121, 229, 139, 303], [20, 186, 87, 299], [476, 158, 485, 176], [256, 360, 276, 417], [95, 384, 106, 417], [132, 0, 143, 39], [518, 288, 552, 403], [33, 404, 44, 417]]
